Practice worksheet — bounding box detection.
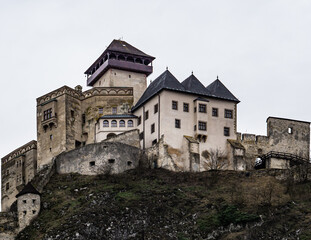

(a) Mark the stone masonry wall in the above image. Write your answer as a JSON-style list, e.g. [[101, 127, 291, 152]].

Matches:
[[56, 142, 142, 175], [103, 129, 140, 148]]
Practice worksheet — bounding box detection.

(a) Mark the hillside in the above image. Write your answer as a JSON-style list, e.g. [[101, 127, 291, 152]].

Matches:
[[16, 168, 311, 240]]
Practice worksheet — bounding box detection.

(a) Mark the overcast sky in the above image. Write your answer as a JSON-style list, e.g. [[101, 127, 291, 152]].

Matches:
[[1, 0, 311, 160]]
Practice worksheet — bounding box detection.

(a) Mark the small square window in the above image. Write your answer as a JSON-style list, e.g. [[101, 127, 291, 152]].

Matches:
[[199, 104, 206, 113], [152, 139, 157, 145], [224, 127, 230, 136], [198, 121, 207, 131], [154, 104, 158, 114], [172, 101, 178, 110], [32, 210, 36, 214], [127, 161, 132, 166], [225, 109, 233, 119], [23, 200, 27, 204], [183, 103, 189, 112], [175, 119, 181, 128], [32, 199, 36, 204], [89, 161, 95, 167], [151, 123, 155, 133], [108, 159, 115, 164], [212, 108, 218, 117]]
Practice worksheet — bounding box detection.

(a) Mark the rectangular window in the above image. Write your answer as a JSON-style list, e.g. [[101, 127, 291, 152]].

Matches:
[[154, 104, 158, 114], [151, 123, 155, 133], [139, 131, 144, 140], [212, 108, 218, 117], [6, 182, 9, 191], [138, 116, 141, 126], [224, 127, 230, 136], [98, 107, 103, 114], [50, 134, 53, 140], [112, 107, 117, 114], [152, 139, 157, 145], [172, 101, 178, 110], [175, 119, 181, 128], [198, 121, 207, 131], [43, 108, 52, 120], [82, 114, 86, 124], [145, 110, 149, 120], [199, 104, 207, 113], [71, 110, 74, 118], [194, 107, 197, 112], [183, 103, 189, 112], [225, 109, 233, 119]]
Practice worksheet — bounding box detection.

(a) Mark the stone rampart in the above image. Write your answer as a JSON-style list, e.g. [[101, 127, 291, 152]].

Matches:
[[102, 129, 140, 148]]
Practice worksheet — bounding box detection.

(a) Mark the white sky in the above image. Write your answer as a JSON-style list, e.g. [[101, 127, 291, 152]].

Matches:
[[1, 0, 311, 160]]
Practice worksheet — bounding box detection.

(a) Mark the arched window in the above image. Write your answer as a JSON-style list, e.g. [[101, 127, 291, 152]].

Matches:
[[103, 120, 109, 127], [118, 55, 125, 61], [135, 58, 142, 64], [107, 133, 116, 139], [127, 56, 134, 62], [110, 53, 116, 60], [119, 120, 125, 127], [128, 120, 133, 127], [111, 120, 117, 127], [144, 59, 150, 65]]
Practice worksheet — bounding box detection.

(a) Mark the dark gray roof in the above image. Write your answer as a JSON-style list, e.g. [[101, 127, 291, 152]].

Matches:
[[132, 72, 239, 111], [16, 183, 40, 198], [182, 74, 210, 95], [107, 40, 154, 58], [133, 70, 185, 111], [100, 114, 138, 119], [206, 79, 239, 102], [194, 97, 209, 102]]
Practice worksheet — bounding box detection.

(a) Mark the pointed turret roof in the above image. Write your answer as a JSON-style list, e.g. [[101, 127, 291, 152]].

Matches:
[[132, 70, 185, 111], [181, 73, 209, 95], [206, 78, 239, 102], [16, 182, 40, 198]]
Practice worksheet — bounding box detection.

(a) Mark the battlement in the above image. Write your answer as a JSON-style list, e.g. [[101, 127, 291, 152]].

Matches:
[[37, 86, 133, 106], [1, 140, 37, 165]]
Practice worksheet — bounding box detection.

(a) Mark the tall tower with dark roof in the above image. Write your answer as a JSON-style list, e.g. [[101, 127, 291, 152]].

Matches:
[[84, 39, 155, 104]]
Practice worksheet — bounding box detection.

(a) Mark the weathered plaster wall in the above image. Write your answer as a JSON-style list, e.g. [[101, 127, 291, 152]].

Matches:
[[17, 193, 40, 231], [56, 142, 141, 175]]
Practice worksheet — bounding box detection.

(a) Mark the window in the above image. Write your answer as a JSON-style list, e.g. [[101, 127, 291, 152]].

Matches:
[[194, 107, 197, 112], [32, 210, 36, 214], [98, 107, 103, 114], [50, 134, 53, 140], [288, 127, 293, 134], [198, 121, 207, 131], [112, 107, 117, 114], [43, 108, 52, 120], [128, 120, 133, 127], [103, 120, 109, 127], [154, 104, 158, 114], [199, 104, 207, 113], [224, 127, 230, 136], [119, 120, 125, 127], [212, 108, 218, 117], [32, 199, 36, 204], [152, 139, 157, 145], [71, 110, 74, 118], [108, 159, 115, 164], [172, 101, 178, 110], [175, 119, 181, 128], [225, 109, 233, 119], [145, 110, 149, 120], [82, 114, 86, 124], [139, 132, 144, 140], [138, 116, 141, 126], [194, 125, 196, 131], [6, 169, 9, 175], [127, 161, 132, 166], [23, 200, 27, 204], [111, 120, 117, 127], [89, 161, 95, 167], [129, 75, 131, 78], [183, 103, 189, 112], [151, 123, 155, 133]]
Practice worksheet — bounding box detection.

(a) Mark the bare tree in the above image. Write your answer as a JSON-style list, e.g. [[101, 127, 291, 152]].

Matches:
[[202, 148, 228, 170]]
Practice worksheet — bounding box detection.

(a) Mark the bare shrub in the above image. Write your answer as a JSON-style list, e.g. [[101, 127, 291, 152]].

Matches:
[[202, 149, 228, 170]]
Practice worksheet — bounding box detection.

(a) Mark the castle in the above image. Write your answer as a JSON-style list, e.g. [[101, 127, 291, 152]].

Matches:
[[1, 39, 310, 219]]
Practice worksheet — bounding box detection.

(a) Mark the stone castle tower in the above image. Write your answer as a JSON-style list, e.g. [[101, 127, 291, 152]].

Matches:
[[2, 40, 155, 211]]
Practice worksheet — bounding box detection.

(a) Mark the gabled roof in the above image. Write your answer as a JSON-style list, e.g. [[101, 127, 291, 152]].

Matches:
[[16, 182, 40, 198], [107, 40, 154, 58], [206, 79, 240, 102], [181, 74, 209, 95], [132, 70, 185, 111]]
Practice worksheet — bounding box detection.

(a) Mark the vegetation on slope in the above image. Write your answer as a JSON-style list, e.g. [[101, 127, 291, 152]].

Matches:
[[16, 168, 311, 240]]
